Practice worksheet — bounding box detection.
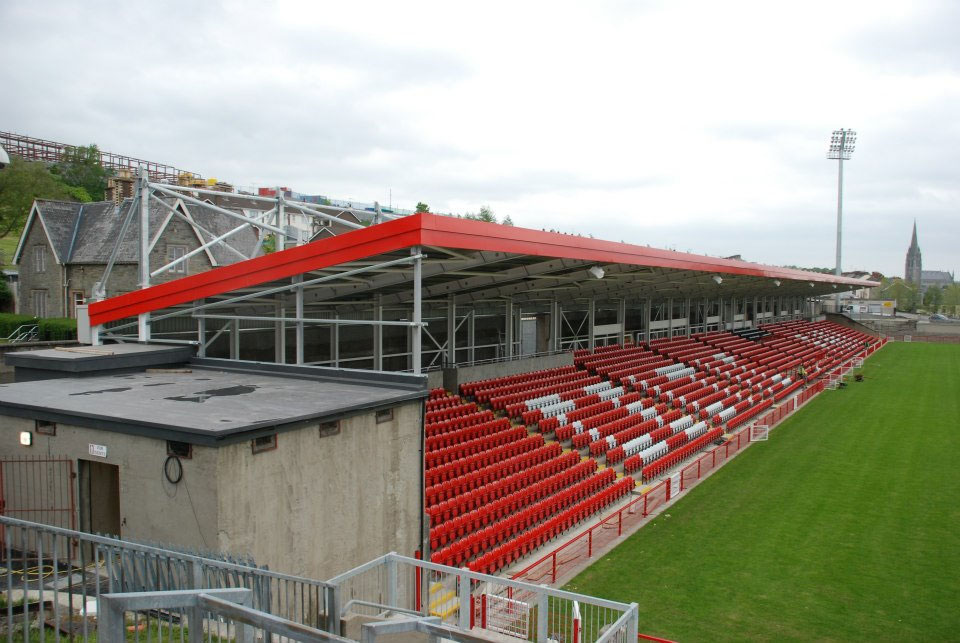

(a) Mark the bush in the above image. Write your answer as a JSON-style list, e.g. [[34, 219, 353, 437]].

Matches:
[[38, 318, 77, 341], [0, 313, 35, 338], [0, 314, 77, 341]]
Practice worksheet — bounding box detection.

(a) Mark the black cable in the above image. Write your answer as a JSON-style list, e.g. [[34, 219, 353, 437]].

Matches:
[[163, 455, 183, 484]]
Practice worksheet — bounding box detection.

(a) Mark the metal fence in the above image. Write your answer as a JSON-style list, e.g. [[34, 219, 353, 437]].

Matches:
[[326, 552, 639, 642], [0, 515, 333, 641]]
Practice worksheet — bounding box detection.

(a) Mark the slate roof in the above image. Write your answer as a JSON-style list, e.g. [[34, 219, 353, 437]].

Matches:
[[18, 198, 260, 266]]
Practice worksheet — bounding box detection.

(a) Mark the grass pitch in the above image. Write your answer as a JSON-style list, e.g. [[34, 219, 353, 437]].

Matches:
[[565, 342, 960, 641]]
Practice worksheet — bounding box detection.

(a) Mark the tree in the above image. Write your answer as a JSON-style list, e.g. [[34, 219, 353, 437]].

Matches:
[[0, 158, 91, 237], [463, 205, 499, 223], [942, 283, 960, 315], [51, 145, 111, 201], [923, 285, 943, 313], [880, 278, 918, 312], [415, 202, 430, 213]]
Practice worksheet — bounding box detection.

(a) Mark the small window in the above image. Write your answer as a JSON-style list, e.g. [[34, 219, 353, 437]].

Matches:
[[166, 440, 192, 459], [166, 245, 188, 273], [319, 420, 340, 438], [35, 420, 56, 436], [251, 434, 277, 454], [32, 290, 47, 318], [34, 246, 46, 273], [375, 408, 394, 424]]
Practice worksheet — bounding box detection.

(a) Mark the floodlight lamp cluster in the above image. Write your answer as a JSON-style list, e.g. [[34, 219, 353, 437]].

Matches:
[[827, 129, 857, 160]]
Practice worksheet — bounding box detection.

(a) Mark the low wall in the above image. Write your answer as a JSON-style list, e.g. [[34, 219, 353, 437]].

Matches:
[[0, 341, 80, 380], [825, 313, 880, 338], [433, 352, 575, 393]]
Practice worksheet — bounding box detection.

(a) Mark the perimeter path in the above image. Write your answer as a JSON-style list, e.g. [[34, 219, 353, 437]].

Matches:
[[564, 342, 960, 642]]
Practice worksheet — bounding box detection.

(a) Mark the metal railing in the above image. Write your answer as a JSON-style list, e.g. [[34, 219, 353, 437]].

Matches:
[[0, 515, 334, 641], [326, 552, 639, 642], [2, 324, 38, 343], [98, 588, 351, 643]]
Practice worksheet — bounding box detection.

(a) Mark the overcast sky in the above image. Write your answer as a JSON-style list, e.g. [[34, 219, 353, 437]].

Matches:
[[2, 0, 957, 278]]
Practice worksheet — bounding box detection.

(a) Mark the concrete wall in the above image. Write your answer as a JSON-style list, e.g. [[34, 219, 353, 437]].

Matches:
[[215, 401, 423, 580], [439, 351, 574, 392], [0, 416, 219, 548]]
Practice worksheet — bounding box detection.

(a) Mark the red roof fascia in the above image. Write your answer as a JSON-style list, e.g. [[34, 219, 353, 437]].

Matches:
[[89, 212, 878, 327], [419, 214, 878, 286], [88, 215, 423, 326]]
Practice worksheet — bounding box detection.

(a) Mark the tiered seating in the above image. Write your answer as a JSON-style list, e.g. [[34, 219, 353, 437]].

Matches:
[[426, 442, 563, 505], [429, 458, 598, 549], [427, 451, 581, 527], [425, 425, 528, 468], [432, 468, 622, 568], [487, 373, 603, 411], [426, 434, 545, 487], [426, 410, 497, 437], [459, 365, 578, 397], [466, 476, 635, 574]]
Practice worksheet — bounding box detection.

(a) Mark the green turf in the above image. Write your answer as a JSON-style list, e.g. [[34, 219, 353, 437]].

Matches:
[[565, 343, 960, 642]]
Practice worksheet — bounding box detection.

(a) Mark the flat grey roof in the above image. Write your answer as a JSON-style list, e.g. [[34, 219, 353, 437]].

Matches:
[[0, 359, 427, 445]]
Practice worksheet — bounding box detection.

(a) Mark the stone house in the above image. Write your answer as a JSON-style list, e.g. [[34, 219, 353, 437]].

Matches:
[[14, 197, 261, 318]]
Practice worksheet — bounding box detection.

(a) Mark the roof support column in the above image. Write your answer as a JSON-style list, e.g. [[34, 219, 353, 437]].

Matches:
[[643, 298, 651, 344], [197, 299, 206, 357], [294, 275, 304, 365], [137, 168, 151, 342], [718, 296, 724, 331], [331, 313, 339, 368], [505, 297, 514, 359], [275, 187, 286, 252], [667, 298, 674, 338], [412, 247, 422, 374], [274, 301, 285, 363], [230, 319, 239, 360], [467, 310, 475, 364], [373, 294, 383, 371], [618, 297, 627, 346], [588, 298, 596, 351], [551, 299, 561, 352], [446, 294, 456, 367], [685, 298, 691, 337]]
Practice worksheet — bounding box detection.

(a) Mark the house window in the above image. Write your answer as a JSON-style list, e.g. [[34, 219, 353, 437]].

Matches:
[[375, 408, 394, 424], [251, 434, 277, 454], [166, 245, 188, 273], [166, 441, 192, 459], [71, 291, 85, 318], [319, 420, 340, 438], [32, 290, 47, 318], [33, 246, 46, 273], [35, 420, 56, 436]]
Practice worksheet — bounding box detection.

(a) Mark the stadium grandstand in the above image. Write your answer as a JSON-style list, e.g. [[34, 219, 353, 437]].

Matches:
[[1, 177, 898, 641]]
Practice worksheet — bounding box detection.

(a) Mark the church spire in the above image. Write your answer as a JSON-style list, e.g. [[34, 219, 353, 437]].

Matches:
[[905, 220, 922, 287]]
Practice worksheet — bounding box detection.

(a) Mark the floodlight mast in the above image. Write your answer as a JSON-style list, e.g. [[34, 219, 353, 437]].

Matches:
[[827, 128, 856, 311]]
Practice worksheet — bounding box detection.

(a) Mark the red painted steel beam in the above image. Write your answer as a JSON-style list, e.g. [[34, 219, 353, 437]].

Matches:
[[89, 212, 879, 327]]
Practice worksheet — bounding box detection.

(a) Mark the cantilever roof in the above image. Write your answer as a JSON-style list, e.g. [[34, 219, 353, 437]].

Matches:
[[89, 213, 879, 326]]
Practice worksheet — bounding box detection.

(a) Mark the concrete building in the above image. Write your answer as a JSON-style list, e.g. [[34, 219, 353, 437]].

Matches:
[[13, 197, 260, 318], [0, 345, 427, 581]]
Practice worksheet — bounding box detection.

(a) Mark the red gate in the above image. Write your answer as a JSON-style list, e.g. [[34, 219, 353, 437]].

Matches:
[[0, 455, 76, 530]]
